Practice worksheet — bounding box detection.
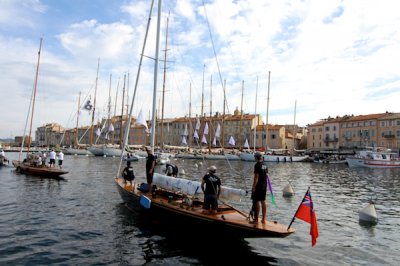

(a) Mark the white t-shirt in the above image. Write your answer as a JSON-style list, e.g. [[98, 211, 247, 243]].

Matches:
[[49, 151, 56, 160], [58, 152, 64, 161]]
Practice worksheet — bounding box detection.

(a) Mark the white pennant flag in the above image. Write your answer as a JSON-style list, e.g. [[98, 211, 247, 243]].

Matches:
[[195, 117, 200, 130], [167, 122, 170, 132], [183, 124, 188, 136], [228, 136, 235, 146], [203, 122, 209, 135], [95, 127, 101, 137], [108, 123, 114, 132], [202, 134, 207, 144], [105, 133, 110, 140], [193, 130, 199, 139], [136, 109, 148, 130], [215, 123, 221, 138], [182, 136, 187, 145], [244, 138, 250, 149], [212, 136, 217, 146]]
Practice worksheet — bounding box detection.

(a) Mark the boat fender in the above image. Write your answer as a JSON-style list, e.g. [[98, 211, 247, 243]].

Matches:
[[140, 195, 151, 209]]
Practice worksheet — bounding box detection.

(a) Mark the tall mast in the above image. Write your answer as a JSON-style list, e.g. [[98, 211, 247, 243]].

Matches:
[[161, 13, 169, 150], [125, 73, 130, 145], [117, 0, 155, 177], [201, 64, 205, 118], [75, 91, 81, 147], [239, 80, 244, 151], [189, 83, 192, 148], [208, 75, 212, 153], [90, 58, 100, 146], [201, 64, 205, 148], [107, 74, 112, 143], [150, 0, 162, 152], [27, 38, 43, 154], [254, 77, 258, 152], [265, 71, 271, 152], [293, 100, 297, 154], [221, 79, 226, 149], [112, 77, 120, 145], [120, 74, 126, 148], [126, 73, 130, 118]]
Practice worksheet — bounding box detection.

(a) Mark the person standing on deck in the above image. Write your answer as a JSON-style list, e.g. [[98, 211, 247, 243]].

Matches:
[[122, 161, 135, 186], [201, 165, 221, 214], [251, 152, 268, 224], [165, 163, 178, 177], [49, 149, 56, 168], [41, 151, 47, 166], [57, 151, 64, 169], [145, 147, 156, 193]]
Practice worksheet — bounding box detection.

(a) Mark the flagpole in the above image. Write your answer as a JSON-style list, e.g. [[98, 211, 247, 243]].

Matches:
[[287, 186, 310, 230]]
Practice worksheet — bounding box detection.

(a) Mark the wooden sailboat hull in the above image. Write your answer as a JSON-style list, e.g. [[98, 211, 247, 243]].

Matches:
[[115, 177, 294, 238], [12, 160, 68, 178]]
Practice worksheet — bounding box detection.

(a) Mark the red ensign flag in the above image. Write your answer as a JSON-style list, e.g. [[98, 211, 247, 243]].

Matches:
[[295, 189, 319, 246]]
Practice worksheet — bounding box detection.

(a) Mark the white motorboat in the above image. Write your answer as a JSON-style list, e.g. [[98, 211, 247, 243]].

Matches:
[[346, 148, 400, 168]]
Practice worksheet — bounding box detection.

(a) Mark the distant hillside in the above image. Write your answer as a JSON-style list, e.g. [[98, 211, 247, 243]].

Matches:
[[0, 138, 13, 142]]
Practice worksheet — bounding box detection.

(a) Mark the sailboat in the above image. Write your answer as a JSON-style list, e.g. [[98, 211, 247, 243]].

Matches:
[[87, 58, 104, 156], [113, 0, 295, 239], [102, 74, 127, 157], [12, 38, 68, 178], [240, 76, 262, 161], [263, 100, 308, 162], [63, 91, 92, 156]]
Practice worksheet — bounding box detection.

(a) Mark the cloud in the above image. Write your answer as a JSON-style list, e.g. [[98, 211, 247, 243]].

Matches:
[[1, 0, 400, 139]]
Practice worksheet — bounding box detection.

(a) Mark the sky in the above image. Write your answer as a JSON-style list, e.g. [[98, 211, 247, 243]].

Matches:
[[1, 0, 400, 139]]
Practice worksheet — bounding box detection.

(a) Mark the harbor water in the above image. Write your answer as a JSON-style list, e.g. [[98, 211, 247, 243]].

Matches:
[[0, 152, 399, 265]]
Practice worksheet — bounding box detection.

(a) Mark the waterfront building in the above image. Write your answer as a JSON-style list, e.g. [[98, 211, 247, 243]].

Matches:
[[307, 112, 400, 152], [377, 113, 400, 149], [36, 123, 65, 147]]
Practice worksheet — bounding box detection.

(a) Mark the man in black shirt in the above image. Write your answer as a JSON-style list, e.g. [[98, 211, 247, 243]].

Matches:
[[122, 161, 135, 186], [165, 163, 178, 177], [146, 147, 156, 193], [201, 165, 221, 214], [251, 152, 268, 224]]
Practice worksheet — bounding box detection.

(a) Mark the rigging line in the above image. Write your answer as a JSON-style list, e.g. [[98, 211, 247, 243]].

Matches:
[[58, 82, 95, 146], [201, 0, 230, 115], [116, 0, 155, 177]]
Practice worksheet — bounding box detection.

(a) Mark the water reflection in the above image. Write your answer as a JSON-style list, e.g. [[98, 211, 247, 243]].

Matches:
[[113, 201, 277, 265]]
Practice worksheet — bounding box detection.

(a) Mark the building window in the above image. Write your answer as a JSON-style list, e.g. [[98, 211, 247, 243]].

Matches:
[[325, 126, 330, 131], [333, 125, 336, 131], [271, 134, 276, 139]]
